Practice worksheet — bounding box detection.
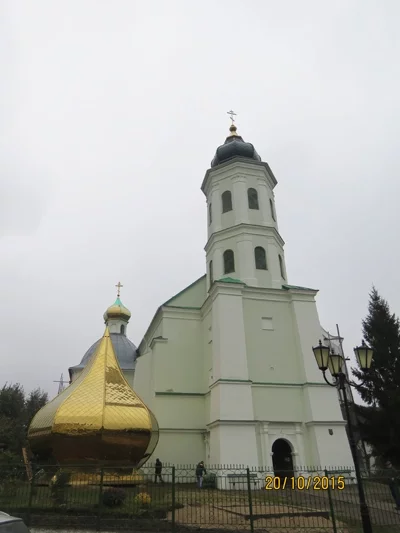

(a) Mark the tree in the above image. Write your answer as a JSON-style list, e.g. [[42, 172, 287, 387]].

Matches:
[[0, 384, 26, 453], [25, 388, 48, 427], [0, 383, 48, 457], [353, 287, 400, 468]]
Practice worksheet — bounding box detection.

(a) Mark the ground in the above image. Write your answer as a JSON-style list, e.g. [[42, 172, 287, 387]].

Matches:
[[2, 475, 400, 532]]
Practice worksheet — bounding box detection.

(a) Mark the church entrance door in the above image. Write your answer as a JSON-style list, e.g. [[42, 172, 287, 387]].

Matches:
[[272, 439, 294, 480]]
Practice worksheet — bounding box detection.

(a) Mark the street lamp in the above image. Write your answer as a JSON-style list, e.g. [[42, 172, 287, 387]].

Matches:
[[312, 339, 374, 533]]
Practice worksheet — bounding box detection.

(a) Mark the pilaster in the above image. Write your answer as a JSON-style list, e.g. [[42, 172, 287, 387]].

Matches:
[[232, 176, 249, 224]]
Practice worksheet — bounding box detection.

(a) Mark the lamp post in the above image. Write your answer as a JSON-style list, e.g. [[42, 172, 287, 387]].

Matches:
[[312, 339, 374, 533]]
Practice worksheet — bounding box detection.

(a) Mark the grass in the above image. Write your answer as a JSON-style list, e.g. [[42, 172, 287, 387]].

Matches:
[[0, 481, 173, 516]]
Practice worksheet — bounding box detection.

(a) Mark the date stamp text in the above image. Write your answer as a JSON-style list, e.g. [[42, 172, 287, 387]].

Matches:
[[264, 475, 345, 490]]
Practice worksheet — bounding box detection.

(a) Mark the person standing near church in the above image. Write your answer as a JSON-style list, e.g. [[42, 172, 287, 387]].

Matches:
[[196, 461, 206, 488], [155, 458, 164, 483]]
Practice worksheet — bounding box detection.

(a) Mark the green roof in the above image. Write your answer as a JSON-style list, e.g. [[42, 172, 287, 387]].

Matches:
[[282, 284, 317, 292], [216, 277, 246, 285], [163, 275, 206, 306]]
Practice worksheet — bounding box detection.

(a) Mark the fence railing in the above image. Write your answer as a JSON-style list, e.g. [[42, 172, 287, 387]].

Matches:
[[0, 463, 399, 531]]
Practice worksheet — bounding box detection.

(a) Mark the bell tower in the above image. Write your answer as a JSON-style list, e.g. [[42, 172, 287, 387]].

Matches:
[[202, 116, 287, 289]]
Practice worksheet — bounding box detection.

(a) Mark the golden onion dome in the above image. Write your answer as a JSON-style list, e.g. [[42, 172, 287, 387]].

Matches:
[[28, 326, 159, 467], [103, 297, 131, 322]]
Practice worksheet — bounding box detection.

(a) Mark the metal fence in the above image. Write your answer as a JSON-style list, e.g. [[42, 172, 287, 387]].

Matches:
[[0, 463, 400, 532]]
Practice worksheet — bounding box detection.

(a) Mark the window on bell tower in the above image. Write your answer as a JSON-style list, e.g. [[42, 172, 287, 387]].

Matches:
[[209, 260, 213, 286], [223, 249, 235, 274], [120, 324, 125, 334], [255, 247, 267, 270], [222, 191, 233, 213], [209, 203, 212, 224], [279, 254, 285, 279], [270, 199, 276, 221], [248, 188, 259, 210]]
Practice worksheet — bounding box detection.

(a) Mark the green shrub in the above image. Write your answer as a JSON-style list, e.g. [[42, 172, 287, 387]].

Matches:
[[102, 487, 127, 507], [49, 470, 70, 504], [203, 472, 217, 489]]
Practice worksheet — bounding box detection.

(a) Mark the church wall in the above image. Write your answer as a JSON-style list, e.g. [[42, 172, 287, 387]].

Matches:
[[302, 385, 344, 422], [155, 431, 204, 467], [290, 297, 328, 384], [306, 424, 353, 468], [154, 314, 205, 393], [202, 309, 213, 402], [242, 296, 302, 384], [123, 369, 135, 388], [154, 395, 205, 429], [252, 386, 304, 422], [133, 351, 153, 407]]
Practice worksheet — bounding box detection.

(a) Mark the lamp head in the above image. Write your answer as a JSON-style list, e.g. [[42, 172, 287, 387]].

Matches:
[[354, 340, 374, 371], [312, 340, 330, 371], [327, 351, 344, 377]]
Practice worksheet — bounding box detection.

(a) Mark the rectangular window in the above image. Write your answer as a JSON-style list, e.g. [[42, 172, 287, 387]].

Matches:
[[261, 317, 273, 330]]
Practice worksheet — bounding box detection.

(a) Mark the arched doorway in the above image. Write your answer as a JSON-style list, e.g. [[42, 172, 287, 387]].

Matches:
[[272, 439, 294, 480]]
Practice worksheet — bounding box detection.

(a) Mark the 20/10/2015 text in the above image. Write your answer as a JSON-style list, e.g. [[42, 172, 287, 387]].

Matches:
[[265, 475, 345, 490]]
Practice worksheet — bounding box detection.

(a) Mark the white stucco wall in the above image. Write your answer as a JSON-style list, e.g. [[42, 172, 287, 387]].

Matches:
[[204, 161, 287, 290]]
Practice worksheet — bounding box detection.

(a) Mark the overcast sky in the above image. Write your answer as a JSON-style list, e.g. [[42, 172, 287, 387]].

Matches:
[[1, 0, 399, 399]]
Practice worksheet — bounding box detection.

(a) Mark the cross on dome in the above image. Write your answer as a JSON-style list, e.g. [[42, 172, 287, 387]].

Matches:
[[115, 281, 123, 298], [227, 110, 237, 125]]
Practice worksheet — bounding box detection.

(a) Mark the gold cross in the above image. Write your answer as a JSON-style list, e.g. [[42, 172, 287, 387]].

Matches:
[[115, 281, 123, 298], [227, 110, 237, 125]]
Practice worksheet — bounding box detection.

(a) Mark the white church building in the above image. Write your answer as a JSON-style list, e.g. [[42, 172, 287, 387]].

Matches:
[[69, 122, 354, 474]]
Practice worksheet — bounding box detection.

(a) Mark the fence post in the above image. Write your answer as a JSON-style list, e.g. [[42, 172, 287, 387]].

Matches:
[[171, 466, 176, 533], [26, 470, 35, 527], [325, 469, 338, 533], [96, 468, 104, 532], [246, 468, 254, 533]]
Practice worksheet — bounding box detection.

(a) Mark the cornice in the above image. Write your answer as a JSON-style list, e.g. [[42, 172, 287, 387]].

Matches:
[[209, 378, 252, 390], [201, 159, 277, 196], [149, 336, 168, 349], [204, 223, 285, 251], [243, 286, 292, 303], [161, 306, 202, 321], [155, 391, 205, 397], [207, 419, 257, 429], [304, 421, 347, 427], [138, 307, 162, 355], [207, 280, 245, 301]]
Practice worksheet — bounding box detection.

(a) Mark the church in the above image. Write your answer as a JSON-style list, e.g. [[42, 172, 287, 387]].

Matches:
[[69, 121, 354, 473]]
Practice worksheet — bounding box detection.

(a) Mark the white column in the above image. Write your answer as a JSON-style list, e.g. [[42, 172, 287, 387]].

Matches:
[[237, 237, 257, 285], [257, 179, 272, 226], [232, 176, 249, 224], [294, 424, 307, 473], [211, 287, 249, 380], [260, 423, 271, 469], [212, 246, 223, 281], [210, 185, 222, 233]]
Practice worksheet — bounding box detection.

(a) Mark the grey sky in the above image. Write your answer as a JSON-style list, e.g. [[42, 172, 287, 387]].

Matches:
[[1, 0, 399, 399]]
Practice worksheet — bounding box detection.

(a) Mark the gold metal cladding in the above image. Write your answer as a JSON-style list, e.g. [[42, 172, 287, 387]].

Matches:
[[28, 327, 158, 466]]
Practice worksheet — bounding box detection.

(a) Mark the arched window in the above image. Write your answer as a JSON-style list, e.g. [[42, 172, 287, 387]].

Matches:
[[222, 191, 233, 213], [255, 246, 267, 270], [223, 249, 235, 274], [209, 260, 213, 285], [209, 203, 212, 224], [120, 324, 125, 334], [248, 188, 259, 210], [270, 199, 276, 221], [279, 254, 285, 279]]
